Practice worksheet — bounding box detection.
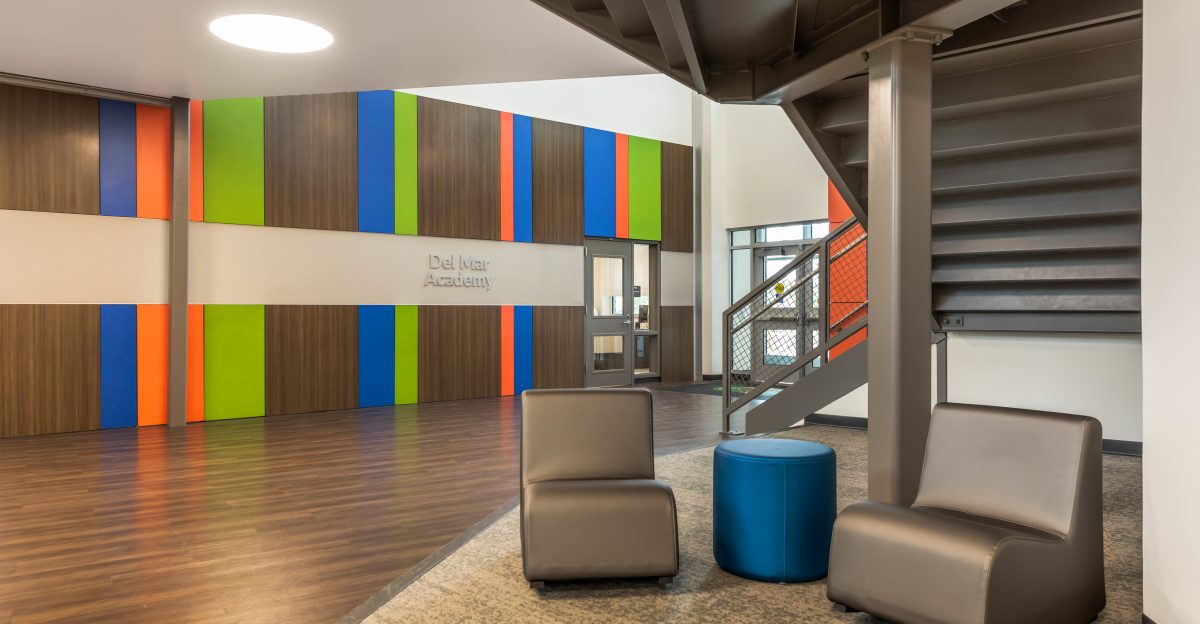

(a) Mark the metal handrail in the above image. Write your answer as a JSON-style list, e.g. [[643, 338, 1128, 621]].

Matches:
[[721, 217, 867, 433], [725, 216, 862, 313]]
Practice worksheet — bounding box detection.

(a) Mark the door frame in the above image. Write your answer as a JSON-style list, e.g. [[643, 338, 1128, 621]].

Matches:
[[584, 239, 635, 387]]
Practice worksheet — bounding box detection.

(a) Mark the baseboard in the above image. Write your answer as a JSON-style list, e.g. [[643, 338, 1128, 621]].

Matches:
[[804, 414, 1142, 457], [1103, 439, 1142, 457], [702, 373, 721, 381], [634, 375, 661, 384], [805, 413, 866, 429]]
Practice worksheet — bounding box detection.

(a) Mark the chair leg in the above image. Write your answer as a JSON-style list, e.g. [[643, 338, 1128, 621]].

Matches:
[[831, 602, 859, 613], [656, 576, 674, 589]]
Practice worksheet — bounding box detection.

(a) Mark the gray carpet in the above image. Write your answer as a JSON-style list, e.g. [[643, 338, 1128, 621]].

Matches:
[[362, 425, 1142, 623]]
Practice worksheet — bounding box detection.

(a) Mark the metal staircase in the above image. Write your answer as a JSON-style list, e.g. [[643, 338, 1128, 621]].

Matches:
[[722, 218, 868, 434], [533, 0, 1143, 436], [792, 15, 1142, 333]]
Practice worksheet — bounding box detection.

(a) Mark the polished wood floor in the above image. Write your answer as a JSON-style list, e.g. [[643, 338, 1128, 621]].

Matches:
[[0, 385, 723, 624]]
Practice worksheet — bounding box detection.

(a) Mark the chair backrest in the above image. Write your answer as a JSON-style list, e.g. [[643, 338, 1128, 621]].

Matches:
[[521, 388, 655, 486], [913, 403, 1102, 536]]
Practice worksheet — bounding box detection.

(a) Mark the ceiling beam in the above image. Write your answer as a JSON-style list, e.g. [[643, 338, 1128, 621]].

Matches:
[[663, 0, 707, 94], [529, 0, 693, 86]]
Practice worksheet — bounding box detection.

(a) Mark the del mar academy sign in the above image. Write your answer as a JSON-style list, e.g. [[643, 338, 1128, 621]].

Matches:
[[424, 254, 495, 290]]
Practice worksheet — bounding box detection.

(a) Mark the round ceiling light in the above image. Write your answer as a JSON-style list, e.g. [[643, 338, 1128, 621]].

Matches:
[[209, 14, 333, 53]]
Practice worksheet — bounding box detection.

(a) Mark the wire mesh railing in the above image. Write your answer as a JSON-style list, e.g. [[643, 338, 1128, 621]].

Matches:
[[722, 218, 868, 430]]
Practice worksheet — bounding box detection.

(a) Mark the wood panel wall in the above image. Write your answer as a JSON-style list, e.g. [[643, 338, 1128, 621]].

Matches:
[[0, 84, 100, 215], [532, 119, 585, 246], [661, 142, 694, 253], [417, 98, 500, 241], [418, 306, 501, 402], [264, 93, 358, 231], [265, 305, 358, 416], [660, 306, 695, 383], [533, 306, 584, 389], [0, 305, 100, 438]]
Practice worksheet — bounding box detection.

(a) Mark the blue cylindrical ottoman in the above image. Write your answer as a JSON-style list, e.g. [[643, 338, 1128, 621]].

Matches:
[[713, 438, 836, 582]]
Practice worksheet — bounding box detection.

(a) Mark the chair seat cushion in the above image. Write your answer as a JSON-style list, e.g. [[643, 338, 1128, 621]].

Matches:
[[522, 479, 678, 581], [828, 501, 1063, 624]]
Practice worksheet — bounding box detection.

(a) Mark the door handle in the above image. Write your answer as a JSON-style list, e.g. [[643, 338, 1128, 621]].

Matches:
[[622, 320, 632, 325]]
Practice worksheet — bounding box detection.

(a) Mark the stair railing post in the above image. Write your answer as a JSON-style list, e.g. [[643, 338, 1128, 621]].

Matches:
[[864, 30, 944, 506]]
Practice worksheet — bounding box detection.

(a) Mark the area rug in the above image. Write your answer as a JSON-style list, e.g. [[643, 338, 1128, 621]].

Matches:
[[360, 425, 1142, 623]]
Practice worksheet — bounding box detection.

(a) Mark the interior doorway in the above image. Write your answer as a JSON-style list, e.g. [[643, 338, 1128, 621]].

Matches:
[[584, 239, 659, 387]]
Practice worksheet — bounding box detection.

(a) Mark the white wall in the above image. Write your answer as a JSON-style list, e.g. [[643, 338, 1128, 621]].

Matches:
[[721, 104, 829, 229], [402, 74, 694, 146], [0, 210, 169, 303], [698, 100, 833, 373], [947, 333, 1142, 442], [815, 334, 1142, 443], [1143, 1, 1200, 621]]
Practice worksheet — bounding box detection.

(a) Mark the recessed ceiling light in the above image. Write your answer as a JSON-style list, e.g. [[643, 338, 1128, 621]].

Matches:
[[209, 14, 333, 54]]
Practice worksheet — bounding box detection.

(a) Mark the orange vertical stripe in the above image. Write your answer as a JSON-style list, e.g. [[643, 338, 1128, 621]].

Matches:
[[500, 305, 515, 396], [499, 112, 514, 241], [189, 101, 204, 222], [135, 104, 171, 219], [187, 303, 205, 422], [136, 304, 170, 426], [828, 179, 852, 227], [615, 133, 629, 238]]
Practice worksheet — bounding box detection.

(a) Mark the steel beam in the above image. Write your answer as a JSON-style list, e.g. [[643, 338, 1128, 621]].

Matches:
[[866, 37, 934, 506], [781, 98, 867, 224], [167, 97, 190, 428]]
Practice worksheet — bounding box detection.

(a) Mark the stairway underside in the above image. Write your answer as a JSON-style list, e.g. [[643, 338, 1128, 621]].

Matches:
[[792, 15, 1142, 333]]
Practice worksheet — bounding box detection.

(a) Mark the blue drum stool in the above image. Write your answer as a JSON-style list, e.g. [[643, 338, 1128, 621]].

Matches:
[[713, 439, 836, 582]]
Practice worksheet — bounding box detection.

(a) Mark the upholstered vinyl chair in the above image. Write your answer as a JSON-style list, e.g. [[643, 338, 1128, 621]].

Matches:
[[520, 388, 679, 587], [827, 403, 1105, 624]]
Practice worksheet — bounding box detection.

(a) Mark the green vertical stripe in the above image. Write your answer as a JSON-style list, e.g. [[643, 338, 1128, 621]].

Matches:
[[395, 92, 418, 235], [628, 136, 662, 241], [395, 305, 418, 404], [204, 305, 265, 420], [204, 98, 265, 225]]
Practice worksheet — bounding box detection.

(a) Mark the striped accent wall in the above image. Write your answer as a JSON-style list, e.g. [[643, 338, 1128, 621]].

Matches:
[[500, 305, 534, 397], [0, 85, 695, 438]]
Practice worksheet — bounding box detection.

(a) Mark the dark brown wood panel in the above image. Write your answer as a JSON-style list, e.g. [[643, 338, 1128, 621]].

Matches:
[[418, 306, 500, 402], [0, 387, 723, 623], [417, 98, 500, 240], [0, 84, 100, 215], [0, 305, 100, 437], [660, 306, 695, 382], [265, 305, 358, 416], [533, 306, 584, 389], [532, 119, 584, 245], [661, 141, 694, 253], [264, 93, 358, 231]]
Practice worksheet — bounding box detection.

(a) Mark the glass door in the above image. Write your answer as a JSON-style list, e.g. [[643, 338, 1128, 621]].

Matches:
[[584, 240, 634, 387]]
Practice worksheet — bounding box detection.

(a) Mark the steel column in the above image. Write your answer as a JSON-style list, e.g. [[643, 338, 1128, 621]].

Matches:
[[865, 36, 936, 506], [167, 97, 190, 428]]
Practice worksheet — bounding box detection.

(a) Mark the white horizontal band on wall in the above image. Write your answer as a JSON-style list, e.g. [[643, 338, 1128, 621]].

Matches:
[[190, 222, 585, 306], [660, 251, 695, 307], [0, 210, 170, 304]]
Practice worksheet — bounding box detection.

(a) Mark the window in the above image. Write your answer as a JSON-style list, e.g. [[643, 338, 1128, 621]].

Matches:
[[729, 219, 829, 304]]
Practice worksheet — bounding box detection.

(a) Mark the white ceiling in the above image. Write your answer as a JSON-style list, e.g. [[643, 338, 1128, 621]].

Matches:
[[0, 0, 653, 100]]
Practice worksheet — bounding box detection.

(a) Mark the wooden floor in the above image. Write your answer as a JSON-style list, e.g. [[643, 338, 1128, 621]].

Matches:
[[0, 385, 723, 624]]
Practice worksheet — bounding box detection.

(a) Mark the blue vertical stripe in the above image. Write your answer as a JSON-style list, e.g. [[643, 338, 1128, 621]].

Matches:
[[514, 305, 534, 396], [358, 91, 396, 234], [583, 128, 616, 238], [358, 305, 396, 407], [100, 304, 137, 429], [513, 115, 534, 243], [99, 100, 137, 217]]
